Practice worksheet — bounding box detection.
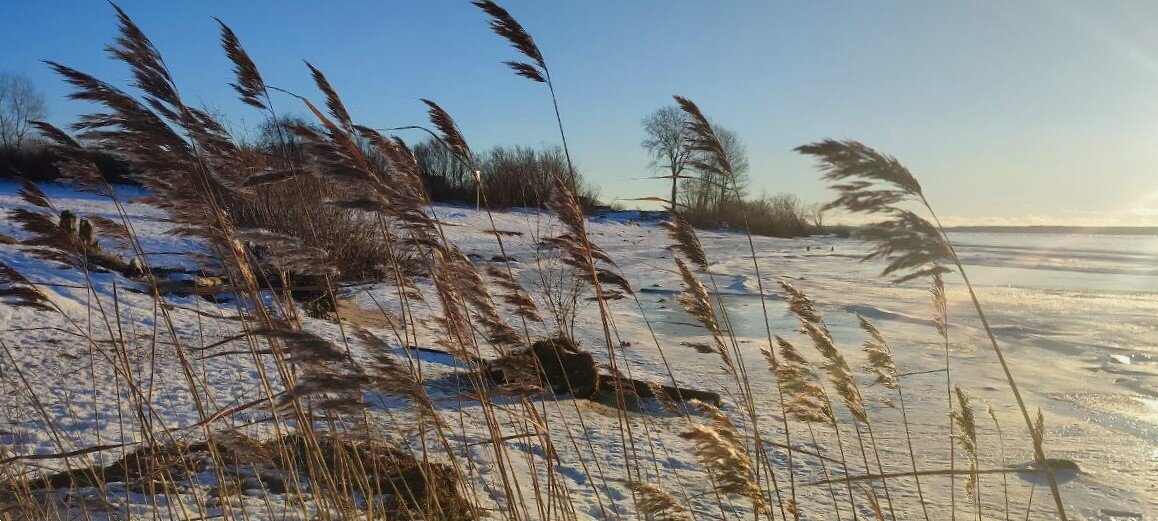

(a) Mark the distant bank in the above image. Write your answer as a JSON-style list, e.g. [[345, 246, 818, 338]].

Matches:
[[945, 225, 1158, 236]]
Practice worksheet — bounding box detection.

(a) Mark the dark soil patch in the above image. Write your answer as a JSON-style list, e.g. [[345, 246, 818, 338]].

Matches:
[[484, 336, 721, 407], [21, 432, 473, 519], [485, 337, 600, 399]]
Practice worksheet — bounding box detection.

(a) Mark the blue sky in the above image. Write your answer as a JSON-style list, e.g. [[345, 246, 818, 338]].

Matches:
[[4, 1, 1158, 225]]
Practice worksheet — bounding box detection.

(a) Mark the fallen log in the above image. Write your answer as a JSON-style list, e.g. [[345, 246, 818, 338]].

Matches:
[[371, 337, 721, 409], [484, 337, 601, 399], [598, 375, 721, 408], [483, 336, 720, 407]]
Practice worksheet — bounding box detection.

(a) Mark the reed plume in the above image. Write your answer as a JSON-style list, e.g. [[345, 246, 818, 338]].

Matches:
[[672, 95, 734, 181], [796, 140, 950, 284], [862, 485, 887, 521], [780, 280, 825, 328], [932, 271, 957, 519], [542, 177, 633, 301], [858, 316, 898, 392], [952, 386, 980, 519], [306, 62, 353, 130], [674, 257, 730, 372], [473, 0, 579, 191], [215, 18, 267, 111], [485, 265, 543, 323], [472, 0, 547, 80], [0, 262, 53, 311], [28, 122, 119, 199], [421, 99, 473, 161], [767, 337, 832, 425], [661, 211, 708, 270], [680, 401, 770, 516], [801, 320, 865, 425], [626, 481, 693, 521]]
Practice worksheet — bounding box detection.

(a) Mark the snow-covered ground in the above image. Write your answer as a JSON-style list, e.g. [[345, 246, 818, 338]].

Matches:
[[1, 182, 1154, 519]]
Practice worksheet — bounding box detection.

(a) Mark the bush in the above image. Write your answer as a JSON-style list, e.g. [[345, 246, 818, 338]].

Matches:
[[413, 138, 475, 203], [414, 139, 601, 210], [684, 193, 818, 238], [1, 143, 136, 184], [827, 224, 854, 238], [220, 144, 403, 285]]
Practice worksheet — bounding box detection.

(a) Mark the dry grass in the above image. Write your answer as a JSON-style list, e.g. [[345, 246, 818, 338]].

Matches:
[[0, 2, 1077, 521]]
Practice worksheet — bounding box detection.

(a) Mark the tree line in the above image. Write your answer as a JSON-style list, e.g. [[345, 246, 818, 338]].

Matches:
[[3, 72, 826, 236], [0, 72, 596, 210], [642, 104, 828, 237]]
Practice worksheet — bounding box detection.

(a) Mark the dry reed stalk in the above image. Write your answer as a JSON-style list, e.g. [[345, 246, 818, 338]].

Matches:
[[626, 481, 694, 521], [780, 280, 905, 518], [952, 386, 980, 520], [475, 5, 703, 514], [931, 271, 957, 520], [669, 95, 795, 517], [44, 7, 467, 516], [802, 310, 896, 519], [770, 335, 859, 517], [859, 315, 930, 521], [987, 404, 1011, 521], [680, 401, 771, 517], [798, 139, 1068, 520]]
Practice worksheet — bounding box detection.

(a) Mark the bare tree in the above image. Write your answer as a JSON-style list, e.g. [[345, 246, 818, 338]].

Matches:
[[765, 193, 805, 225], [708, 124, 750, 206], [641, 105, 694, 211], [806, 202, 826, 230], [682, 123, 750, 213], [0, 73, 48, 149]]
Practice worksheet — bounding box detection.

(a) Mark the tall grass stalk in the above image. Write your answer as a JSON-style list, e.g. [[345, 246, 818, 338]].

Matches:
[[797, 139, 1068, 520]]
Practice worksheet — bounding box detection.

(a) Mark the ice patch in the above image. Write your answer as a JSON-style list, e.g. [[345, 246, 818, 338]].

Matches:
[[726, 274, 750, 293], [842, 303, 930, 326]]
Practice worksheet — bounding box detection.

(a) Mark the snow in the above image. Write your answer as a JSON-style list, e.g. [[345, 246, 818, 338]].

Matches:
[[0, 182, 1154, 519]]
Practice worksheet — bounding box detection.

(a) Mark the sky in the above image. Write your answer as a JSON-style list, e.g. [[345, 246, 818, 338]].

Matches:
[[3, 1, 1158, 226]]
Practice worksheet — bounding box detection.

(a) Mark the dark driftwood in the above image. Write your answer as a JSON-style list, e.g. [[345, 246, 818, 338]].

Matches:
[[482, 337, 721, 407], [484, 337, 601, 399], [598, 375, 721, 408]]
